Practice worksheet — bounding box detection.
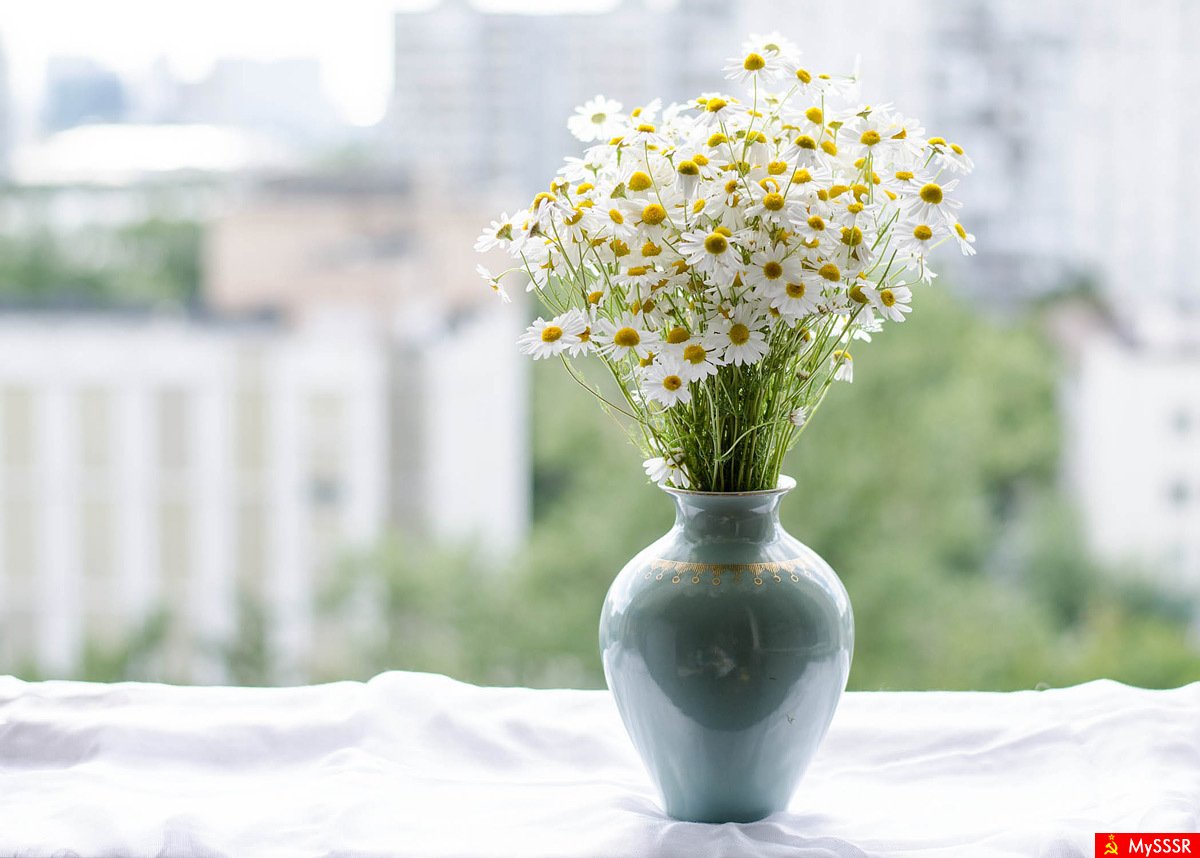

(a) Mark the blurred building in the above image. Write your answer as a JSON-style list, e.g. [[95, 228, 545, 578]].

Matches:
[[0, 38, 11, 176], [387, 0, 734, 195], [0, 301, 525, 682], [42, 57, 127, 133], [1061, 308, 1200, 593]]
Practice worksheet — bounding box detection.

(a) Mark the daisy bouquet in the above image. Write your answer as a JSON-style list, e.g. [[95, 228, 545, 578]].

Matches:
[[476, 33, 976, 492]]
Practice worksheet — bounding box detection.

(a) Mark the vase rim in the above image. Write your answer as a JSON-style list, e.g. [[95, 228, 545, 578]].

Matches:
[[661, 474, 796, 498]]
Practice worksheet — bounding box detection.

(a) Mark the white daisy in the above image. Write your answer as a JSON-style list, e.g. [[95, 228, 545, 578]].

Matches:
[[474, 213, 515, 253], [744, 245, 802, 290], [518, 315, 580, 360], [475, 264, 511, 304], [596, 314, 659, 360], [951, 221, 977, 256], [559, 308, 595, 357], [678, 340, 723, 381], [903, 178, 963, 226], [770, 277, 821, 321], [641, 356, 693, 407], [872, 285, 913, 322], [678, 228, 743, 283], [568, 95, 624, 143], [724, 48, 787, 84], [787, 406, 808, 428], [831, 349, 854, 382], [643, 449, 691, 489], [706, 305, 770, 366]]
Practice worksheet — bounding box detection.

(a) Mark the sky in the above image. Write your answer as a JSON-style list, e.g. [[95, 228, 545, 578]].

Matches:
[[0, 0, 626, 134]]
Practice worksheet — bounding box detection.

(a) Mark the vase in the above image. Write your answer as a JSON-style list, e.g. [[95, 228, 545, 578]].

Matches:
[[599, 476, 854, 823]]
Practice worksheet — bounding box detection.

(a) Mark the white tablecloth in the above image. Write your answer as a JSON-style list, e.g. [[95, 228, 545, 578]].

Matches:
[[0, 672, 1196, 858]]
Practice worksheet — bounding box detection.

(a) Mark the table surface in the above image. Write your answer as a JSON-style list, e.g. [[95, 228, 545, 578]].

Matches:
[[0, 672, 1197, 858]]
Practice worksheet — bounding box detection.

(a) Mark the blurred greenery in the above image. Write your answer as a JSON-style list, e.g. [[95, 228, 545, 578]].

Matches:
[[321, 289, 1200, 691], [0, 216, 201, 307]]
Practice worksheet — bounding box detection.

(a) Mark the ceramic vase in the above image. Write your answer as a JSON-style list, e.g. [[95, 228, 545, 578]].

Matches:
[[599, 476, 854, 823]]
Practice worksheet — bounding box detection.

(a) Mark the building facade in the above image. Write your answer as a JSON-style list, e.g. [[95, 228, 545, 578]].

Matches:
[[0, 306, 526, 682]]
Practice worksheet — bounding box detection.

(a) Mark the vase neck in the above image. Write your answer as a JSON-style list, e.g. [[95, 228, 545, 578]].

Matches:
[[667, 485, 791, 543]]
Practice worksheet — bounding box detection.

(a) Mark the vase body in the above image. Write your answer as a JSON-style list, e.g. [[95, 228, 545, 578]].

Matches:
[[599, 477, 853, 823]]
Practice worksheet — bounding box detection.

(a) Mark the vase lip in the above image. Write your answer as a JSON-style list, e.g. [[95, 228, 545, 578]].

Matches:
[[661, 474, 796, 499]]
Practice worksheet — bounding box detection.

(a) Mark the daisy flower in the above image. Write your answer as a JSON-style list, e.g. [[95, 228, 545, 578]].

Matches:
[[558, 308, 595, 357], [518, 314, 581, 360], [872, 285, 914, 322], [832, 349, 854, 382], [474, 213, 516, 253], [641, 356, 693, 408], [770, 277, 821, 321], [706, 305, 770, 366], [678, 340, 723, 381], [745, 245, 802, 290], [724, 48, 787, 84], [951, 221, 977, 256], [475, 264, 511, 304], [927, 137, 974, 174], [678, 228, 743, 284], [903, 178, 963, 226], [643, 449, 691, 489], [596, 313, 660, 361], [568, 96, 624, 142]]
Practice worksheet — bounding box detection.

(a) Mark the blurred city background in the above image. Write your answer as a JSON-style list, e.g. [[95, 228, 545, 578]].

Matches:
[[0, 0, 1197, 689]]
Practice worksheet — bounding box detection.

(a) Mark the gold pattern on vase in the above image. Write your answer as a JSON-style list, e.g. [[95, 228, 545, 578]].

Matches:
[[644, 558, 806, 586]]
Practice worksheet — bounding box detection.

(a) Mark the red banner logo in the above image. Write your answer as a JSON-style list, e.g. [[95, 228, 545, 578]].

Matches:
[[1096, 834, 1199, 856]]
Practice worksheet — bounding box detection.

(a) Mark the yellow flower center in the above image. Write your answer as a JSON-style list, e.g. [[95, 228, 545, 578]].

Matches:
[[713, 226, 733, 237], [662, 375, 684, 391], [677, 160, 700, 176], [880, 289, 897, 307], [706, 98, 728, 113], [767, 160, 788, 175], [707, 132, 729, 147], [848, 284, 869, 304], [919, 183, 944, 204], [628, 171, 653, 191], [743, 52, 766, 71], [847, 202, 864, 214], [641, 241, 662, 256], [608, 208, 625, 224], [927, 136, 946, 147], [541, 325, 563, 343], [627, 265, 648, 276], [703, 232, 729, 254], [613, 327, 641, 348], [955, 222, 969, 239], [692, 153, 710, 166], [821, 140, 838, 156], [666, 326, 691, 344], [785, 281, 806, 298], [728, 323, 751, 345], [636, 123, 656, 133], [840, 226, 864, 247], [683, 344, 707, 364], [762, 192, 785, 211], [895, 170, 914, 181], [587, 291, 604, 304], [763, 261, 784, 279], [913, 224, 933, 241], [610, 238, 630, 257], [793, 168, 812, 183], [805, 107, 823, 124], [794, 134, 817, 150], [860, 129, 881, 146], [807, 215, 825, 230], [796, 68, 812, 83], [950, 143, 964, 155], [579, 328, 591, 342], [590, 113, 606, 124], [818, 262, 841, 282], [833, 349, 851, 362], [641, 203, 667, 225]]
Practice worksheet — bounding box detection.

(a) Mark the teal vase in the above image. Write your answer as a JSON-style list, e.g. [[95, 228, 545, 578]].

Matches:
[[599, 476, 854, 823]]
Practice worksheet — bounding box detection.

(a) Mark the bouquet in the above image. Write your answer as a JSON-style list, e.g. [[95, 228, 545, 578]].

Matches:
[[476, 33, 976, 492]]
